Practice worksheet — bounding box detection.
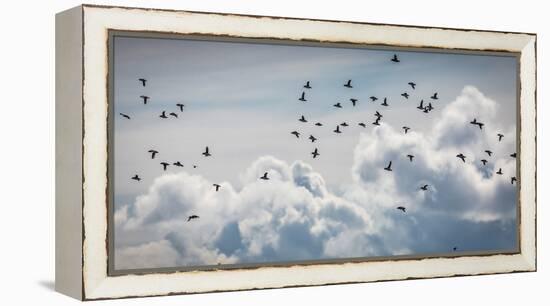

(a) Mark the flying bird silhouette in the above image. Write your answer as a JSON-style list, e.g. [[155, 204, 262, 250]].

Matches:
[[315, 122, 323, 126], [456, 153, 466, 162], [426, 102, 434, 111], [260, 172, 269, 180], [511, 177, 517, 184], [417, 100, 424, 110], [309, 135, 317, 142], [131, 174, 141, 181], [213, 183, 221, 191], [333, 102, 342, 108], [407, 154, 414, 162], [333, 125, 342, 134], [470, 118, 484, 130], [372, 117, 381, 126], [397, 206, 406, 213], [202, 146, 211, 157], [176, 103, 185, 112], [408, 82, 416, 89], [497, 133, 504, 141], [420, 184, 429, 191], [173, 161, 184, 167], [291, 131, 300, 138], [391, 54, 400, 62], [148, 149, 158, 159], [370, 96, 378, 102], [304, 81, 312, 89], [496, 168, 503, 175], [187, 215, 199, 222], [401, 92, 409, 99], [138, 78, 147, 87], [299, 115, 307, 123], [159, 111, 168, 119], [453, 247, 458, 252], [402, 126, 410, 134], [340, 122, 349, 127], [350, 98, 358, 106], [431, 92, 439, 100], [140, 95, 150, 104], [510, 153, 517, 158], [384, 161, 393, 171], [344, 79, 353, 88], [311, 148, 320, 158], [485, 150, 493, 156], [169, 112, 178, 118], [374, 111, 383, 118], [381, 98, 389, 106], [119, 113, 131, 119], [160, 162, 169, 171], [358, 122, 366, 128], [299, 92, 307, 102], [481, 159, 488, 165]]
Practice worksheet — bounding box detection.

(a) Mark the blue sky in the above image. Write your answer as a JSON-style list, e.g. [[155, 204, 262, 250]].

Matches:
[[112, 35, 518, 270]]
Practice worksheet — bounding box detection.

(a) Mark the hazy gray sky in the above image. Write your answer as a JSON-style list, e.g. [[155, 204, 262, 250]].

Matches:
[[112, 35, 518, 270]]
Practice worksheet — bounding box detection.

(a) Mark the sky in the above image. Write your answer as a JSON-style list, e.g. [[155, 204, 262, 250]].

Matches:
[[112, 35, 518, 271]]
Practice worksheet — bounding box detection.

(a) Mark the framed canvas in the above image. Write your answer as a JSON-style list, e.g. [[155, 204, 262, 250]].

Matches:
[[55, 4, 537, 300]]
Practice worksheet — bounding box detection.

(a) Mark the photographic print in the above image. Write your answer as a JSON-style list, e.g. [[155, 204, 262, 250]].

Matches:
[[110, 33, 519, 272]]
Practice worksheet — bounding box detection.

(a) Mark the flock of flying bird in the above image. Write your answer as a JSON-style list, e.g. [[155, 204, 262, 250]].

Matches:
[[119, 53, 518, 232]]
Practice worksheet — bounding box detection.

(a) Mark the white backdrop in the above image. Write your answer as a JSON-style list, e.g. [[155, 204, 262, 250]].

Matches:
[[0, 0, 546, 305]]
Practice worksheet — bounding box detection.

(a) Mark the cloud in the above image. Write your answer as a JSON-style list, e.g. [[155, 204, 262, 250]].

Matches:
[[114, 86, 517, 270]]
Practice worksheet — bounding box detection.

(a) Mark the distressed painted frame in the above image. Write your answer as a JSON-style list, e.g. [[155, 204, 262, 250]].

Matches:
[[55, 4, 536, 300]]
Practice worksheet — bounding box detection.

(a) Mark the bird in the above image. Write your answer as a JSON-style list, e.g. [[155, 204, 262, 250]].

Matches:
[[372, 117, 381, 126], [160, 162, 169, 171], [397, 206, 406, 213], [408, 82, 416, 89], [299, 115, 307, 123], [299, 91, 307, 102], [119, 113, 131, 119], [426, 103, 434, 111], [374, 111, 383, 118], [315, 122, 323, 126], [193, 165, 198, 169], [401, 92, 409, 99], [417, 100, 424, 110], [169, 112, 178, 118], [481, 159, 488, 165], [370, 96, 378, 102], [176, 103, 185, 112], [510, 153, 517, 158], [358, 122, 366, 128], [511, 177, 517, 184], [423, 107, 430, 113], [420, 184, 429, 191], [485, 150, 493, 156], [470, 118, 484, 130], [159, 111, 168, 118], [260, 172, 269, 180], [384, 161, 392, 171], [309, 135, 317, 142], [138, 78, 147, 87], [333, 102, 342, 108], [431, 92, 439, 100], [187, 215, 199, 222], [140, 95, 150, 104], [496, 168, 503, 175], [350, 98, 358, 106], [456, 153, 466, 162], [304, 81, 312, 89], [391, 54, 400, 62], [452, 247, 458, 252], [202, 146, 211, 157], [291, 131, 300, 138], [148, 149, 158, 159], [407, 154, 414, 162], [173, 161, 184, 167], [333, 125, 342, 133], [402, 126, 410, 134], [213, 183, 221, 191], [131, 174, 141, 181], [340, 122, 349, 127], [344, 79, 353, 88], [381, 98, 389, 106], [311, 148, 320, 158]]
